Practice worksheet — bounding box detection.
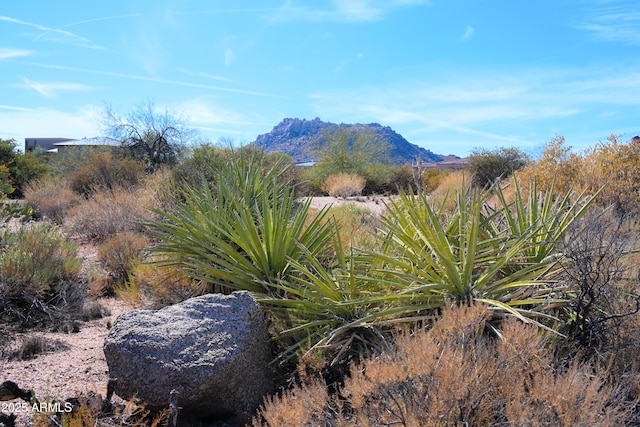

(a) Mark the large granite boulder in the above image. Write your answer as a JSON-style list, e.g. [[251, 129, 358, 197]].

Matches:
[[103, 291, 273, 419]]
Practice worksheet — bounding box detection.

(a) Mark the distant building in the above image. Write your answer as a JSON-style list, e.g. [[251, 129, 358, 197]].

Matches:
[[24, 137, 73, 152], [52, 136, 120, 153], [25, 136, 121, 153], [421, 157, 468, 171]]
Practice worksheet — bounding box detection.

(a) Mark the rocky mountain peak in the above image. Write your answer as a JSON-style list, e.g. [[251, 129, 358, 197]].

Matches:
[[253, 118, 449, 165]]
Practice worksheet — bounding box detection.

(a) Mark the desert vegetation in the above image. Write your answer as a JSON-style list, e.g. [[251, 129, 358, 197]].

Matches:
[[2, 126, 640, 425]]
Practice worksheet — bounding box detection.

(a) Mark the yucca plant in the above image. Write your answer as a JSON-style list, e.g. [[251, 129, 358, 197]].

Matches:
[[257, 237, 402, 365], [148, 149, 336, 295], [493, 177, 599, 265], [367, 179, 596, 329]]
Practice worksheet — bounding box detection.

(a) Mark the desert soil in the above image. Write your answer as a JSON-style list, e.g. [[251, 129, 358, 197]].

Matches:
[[0, 196, 390, 422]]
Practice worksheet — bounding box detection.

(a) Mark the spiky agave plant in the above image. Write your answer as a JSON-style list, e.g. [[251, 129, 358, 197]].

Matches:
[[147, 149, 336, 295], [256, 235, 405, 366], [366, 179, 597, 330]]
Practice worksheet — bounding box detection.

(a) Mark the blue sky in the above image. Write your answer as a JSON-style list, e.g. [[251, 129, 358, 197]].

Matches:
[[1, 1, 639, 157]]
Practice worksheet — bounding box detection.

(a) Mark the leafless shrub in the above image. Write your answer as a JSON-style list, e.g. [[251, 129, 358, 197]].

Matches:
[[557, 207, 640, 368]]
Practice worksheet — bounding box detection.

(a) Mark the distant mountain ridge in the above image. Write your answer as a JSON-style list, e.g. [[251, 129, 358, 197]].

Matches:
[[252, 118, 449, 165]]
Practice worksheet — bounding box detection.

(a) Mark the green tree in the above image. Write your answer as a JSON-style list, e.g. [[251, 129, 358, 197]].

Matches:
[[467, 146, 530, 188], [0, 139, 16, 166], [0, 139, 49, 198], [307, 128, 393, 193], [103, 100, 197, 172]]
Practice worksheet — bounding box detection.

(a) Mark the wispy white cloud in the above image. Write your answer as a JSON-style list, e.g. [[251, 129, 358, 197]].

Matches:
[[0, 15, 104, 49], [270, 0, 426, 23], [19, 77, 93, 98], [577, 2, 640, 44], [16, 60, 280, 97], [177, 68, 233, 82], [0, 47, 33, 60], [331, 0, 383, 22], [461, 25, 475, 41], [177, 99, 271, 127], [173, 99, 275, 144], [308, 64, 640, 150], [224, 48, 235, 66], [0, 104, 102, 144]]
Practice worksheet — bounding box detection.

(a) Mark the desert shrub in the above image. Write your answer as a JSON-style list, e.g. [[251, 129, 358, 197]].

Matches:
[[517, 135, 640, 216], [9, 336, 69, 360], [305, 127, 394, 195], [555, 208, 640, 363], [422, 167, 451, 193], [126, 259, 197, 308], [64, 188, 151, 240], [0, 139, 50, 198], [517, 135, 584, 196], [80, 299, 111, 321], [581, 135, 640, 215], [321, 173, 366, 197], [0, 171, 33, 230], [467, 146, 530, 188], [323, 202, 380, 251], [387, 164, 418, 194], [10, 152, 50, 198], [0, 223, 80, 295], [0, 223, 84, 327], [170, 142, 229, 187], [97, 233, 147, 294], [427, 169, 467, 211], [255, 304, 634, 426], [24, 179, 82, 224], [68, 151, 144, 198]]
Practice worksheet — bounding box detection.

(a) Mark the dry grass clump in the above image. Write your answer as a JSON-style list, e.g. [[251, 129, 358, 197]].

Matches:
[[322, 173, 366, 198], [255, 304, 634, 426], [24, 179, 82, 225], [6, 336, 69, 360], [97, 233, 148, 294], [427, 170, 467, 211], [324, 202, 380, 251], [63, 188, 152, 240], [123, 258, 197, 308], [421, 167, 451, 193]]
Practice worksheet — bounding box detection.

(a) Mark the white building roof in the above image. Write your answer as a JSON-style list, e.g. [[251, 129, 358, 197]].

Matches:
[[53, 137, 121, 147]]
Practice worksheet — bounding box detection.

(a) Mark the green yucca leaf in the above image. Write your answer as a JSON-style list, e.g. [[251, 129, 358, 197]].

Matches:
[[369, 177, 591, 326], [148, 149, 335, 295]]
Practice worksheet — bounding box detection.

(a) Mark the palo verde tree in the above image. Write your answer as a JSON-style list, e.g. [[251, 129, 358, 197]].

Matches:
[[103, 100, 197, 172], [307, 127, 392, 193]]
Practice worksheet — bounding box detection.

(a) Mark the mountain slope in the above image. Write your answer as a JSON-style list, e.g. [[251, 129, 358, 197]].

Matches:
[[252, 118, 447, 165]]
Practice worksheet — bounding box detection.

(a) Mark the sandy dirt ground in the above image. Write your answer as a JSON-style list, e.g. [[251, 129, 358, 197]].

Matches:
[[0, 196, 390, 423], [300, 195, 392, 217]]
